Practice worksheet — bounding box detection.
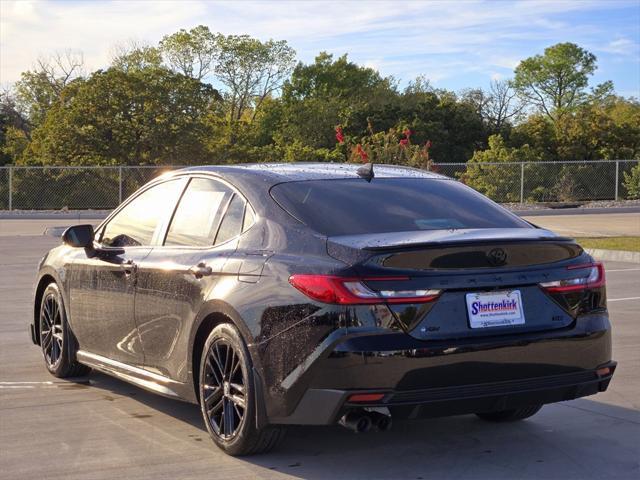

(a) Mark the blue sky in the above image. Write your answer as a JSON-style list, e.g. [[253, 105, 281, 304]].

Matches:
[[1, 0, 639, 96]]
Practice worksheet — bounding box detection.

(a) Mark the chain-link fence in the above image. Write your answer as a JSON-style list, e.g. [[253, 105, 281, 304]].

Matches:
[[434, 160, 639, 203], [0, 160, 638, 210]]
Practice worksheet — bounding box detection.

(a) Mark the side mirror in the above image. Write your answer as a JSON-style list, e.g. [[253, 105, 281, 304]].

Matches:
[[62, 224, 95, 248]]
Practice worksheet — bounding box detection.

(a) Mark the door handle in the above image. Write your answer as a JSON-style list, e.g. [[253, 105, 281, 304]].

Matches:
[[189, 262, 213, 279], [120, 259, 137, 275]]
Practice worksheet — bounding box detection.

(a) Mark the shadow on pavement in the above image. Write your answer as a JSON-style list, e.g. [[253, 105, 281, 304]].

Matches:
[[84, 371, 640, 479]]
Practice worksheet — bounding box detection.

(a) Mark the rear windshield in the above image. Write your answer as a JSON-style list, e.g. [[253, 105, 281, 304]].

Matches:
[[270, 178, 530, 236]]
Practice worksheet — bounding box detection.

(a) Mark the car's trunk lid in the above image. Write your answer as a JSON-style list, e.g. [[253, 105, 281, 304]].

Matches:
[[327, 228, 588, 340], [327, 228, 583, 270]]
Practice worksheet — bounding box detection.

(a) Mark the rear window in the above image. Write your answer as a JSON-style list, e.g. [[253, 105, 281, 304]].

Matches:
[[270, 178, 530, 236]]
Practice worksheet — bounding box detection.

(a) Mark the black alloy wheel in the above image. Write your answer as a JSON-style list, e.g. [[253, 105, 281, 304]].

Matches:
[[202, 339, 247, 439], [199, 324, 285, 455], [41, 291, 63, 369], [39, 283, 90, 378]]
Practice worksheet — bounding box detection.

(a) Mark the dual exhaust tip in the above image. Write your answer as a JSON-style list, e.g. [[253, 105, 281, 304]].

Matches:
[[339, 410, 392, 433]]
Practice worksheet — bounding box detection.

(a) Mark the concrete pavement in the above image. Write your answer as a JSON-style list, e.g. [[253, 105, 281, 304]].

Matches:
[[0, 222, 639, 479], [521, 213, 640, 238]]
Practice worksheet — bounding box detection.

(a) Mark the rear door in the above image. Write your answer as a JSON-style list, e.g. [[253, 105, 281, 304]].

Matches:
[[68, 178, 185, 366], [134, 176, 252, 381]]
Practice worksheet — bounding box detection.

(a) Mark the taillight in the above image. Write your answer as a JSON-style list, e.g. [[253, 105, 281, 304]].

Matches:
[[288, 274, 441, 305], [540, 262, 605, 293]]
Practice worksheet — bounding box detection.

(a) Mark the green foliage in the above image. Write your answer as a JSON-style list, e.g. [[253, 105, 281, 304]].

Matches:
[[24, 67, 221, 166], [556, 98, 640, 160], [459, 135, 540, 202], [216, 35, 296, 123], [14, 51, 85, 127], [1, 127, 29, 164], [345, 127, 433, 169], [0, 91, 30, 165], [159, 25, 218, 80], [279, 53, 394, 149], [623, 163, 640, 199], [11, 168, 120, 209], [284, 52, 392, 102], [514, 42, 597, 122], [1, 32, 638, 207], [111, 43, 163, 72], [509, 97, 640, 162]]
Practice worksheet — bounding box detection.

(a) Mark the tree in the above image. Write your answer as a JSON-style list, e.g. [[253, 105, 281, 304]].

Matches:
[[279, 53, 395, 148], [623, 163, 640, 199], [395, 89, 486, 163], [509, 114, 557, 161], [110, 40, 163, 72], [0, 90, 30, 164], [25, 67, 221, 166], [461, 80, 524, 134], [555, 97, 640, 161], [159, 25, 218, 80], [513, 43, 597, 122], [460, 134, 541, 202], [215, 35, 296, 122], [14, 50, 85, 126]]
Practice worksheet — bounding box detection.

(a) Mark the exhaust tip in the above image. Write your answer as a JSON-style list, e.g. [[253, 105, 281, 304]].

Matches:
[[339, 410, 373, 433], [356, 415, 372, 433], [368, 411, 393, 432], [376, 415, 392, 432]]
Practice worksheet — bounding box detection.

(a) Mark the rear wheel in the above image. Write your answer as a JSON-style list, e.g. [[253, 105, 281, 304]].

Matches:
[[199, 323, 285, 456], [476, 404, 543, 422], [39, 283, 90, 378]]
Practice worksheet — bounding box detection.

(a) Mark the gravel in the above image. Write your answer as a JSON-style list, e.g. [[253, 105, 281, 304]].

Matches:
[[504, 200, 640, 211]]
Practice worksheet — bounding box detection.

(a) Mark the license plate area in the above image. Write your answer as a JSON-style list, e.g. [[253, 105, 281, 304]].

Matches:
[[465, 290, 525, 329]]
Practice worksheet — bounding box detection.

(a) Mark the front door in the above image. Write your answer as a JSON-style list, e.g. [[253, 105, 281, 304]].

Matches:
[[67, 178, 186, 367]]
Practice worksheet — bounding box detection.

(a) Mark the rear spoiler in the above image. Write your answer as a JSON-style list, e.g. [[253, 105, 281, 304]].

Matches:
[[327, 228, 572, 252]]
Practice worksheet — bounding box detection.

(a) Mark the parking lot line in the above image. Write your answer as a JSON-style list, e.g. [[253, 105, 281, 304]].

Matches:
[[607, 296, 640, 302]]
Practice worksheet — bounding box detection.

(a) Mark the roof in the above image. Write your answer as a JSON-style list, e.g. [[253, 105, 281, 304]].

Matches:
[[176, 162, 446, 184]]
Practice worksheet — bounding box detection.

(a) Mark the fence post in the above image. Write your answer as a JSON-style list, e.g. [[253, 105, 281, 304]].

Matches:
[[118, 166, 123, 204], [614, 160, 619, 201], [520, 163, 525, 204], [8, 166, 13, 211]]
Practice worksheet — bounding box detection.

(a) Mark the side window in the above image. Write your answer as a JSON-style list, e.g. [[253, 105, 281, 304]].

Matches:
[[215, 194, 245, 245], [101, 180, 183, 247], [164, 178, 232, 247]]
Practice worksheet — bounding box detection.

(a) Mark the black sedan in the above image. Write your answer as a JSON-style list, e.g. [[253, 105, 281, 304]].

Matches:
[[30, 163, 615, 455]]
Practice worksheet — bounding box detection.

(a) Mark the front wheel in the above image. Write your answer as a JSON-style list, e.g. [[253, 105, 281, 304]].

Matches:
[[199, 323, 285, 456], [39, 283, 90, 378], [476, 404, 543, 422]]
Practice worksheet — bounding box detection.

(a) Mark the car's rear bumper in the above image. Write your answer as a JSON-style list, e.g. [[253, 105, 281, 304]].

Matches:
[[275, 362, 615, 425], [269, 313, 614, 425]]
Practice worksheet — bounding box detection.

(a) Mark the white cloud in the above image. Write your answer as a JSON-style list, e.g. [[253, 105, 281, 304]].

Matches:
[[599, 37, 640, 56]]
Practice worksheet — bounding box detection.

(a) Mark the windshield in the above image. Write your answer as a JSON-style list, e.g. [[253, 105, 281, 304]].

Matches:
[[270, 178, 530, 236]]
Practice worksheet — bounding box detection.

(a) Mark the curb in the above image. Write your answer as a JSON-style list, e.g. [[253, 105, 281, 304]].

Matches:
[[585, 248, 640, 264]]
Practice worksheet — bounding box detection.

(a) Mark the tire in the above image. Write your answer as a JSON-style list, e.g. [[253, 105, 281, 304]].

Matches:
[[39, 283, 91, 378], [476, 404, 543, 422], [199, 323, 285, 456]]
